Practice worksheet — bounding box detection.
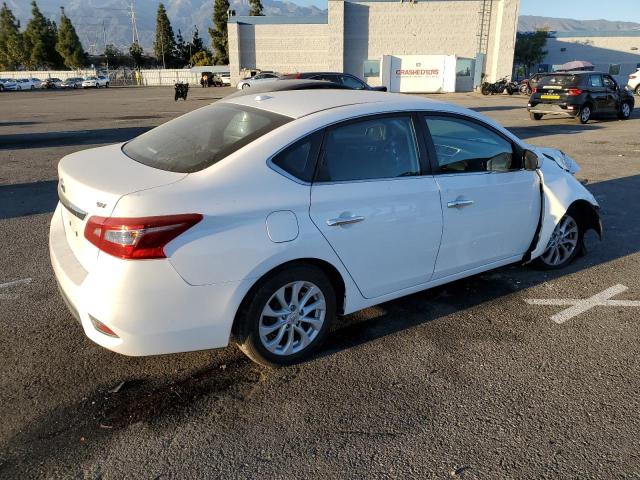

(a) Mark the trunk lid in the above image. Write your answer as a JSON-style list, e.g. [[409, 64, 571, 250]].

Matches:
[[57, 143, 187, 272]]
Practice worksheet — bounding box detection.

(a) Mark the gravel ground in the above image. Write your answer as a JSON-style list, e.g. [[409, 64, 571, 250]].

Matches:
[[0, 86, 639, 479]]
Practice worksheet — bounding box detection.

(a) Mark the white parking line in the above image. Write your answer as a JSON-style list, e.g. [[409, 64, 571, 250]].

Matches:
[[525, 284, 640, 324], [0, 278, 32, 300]]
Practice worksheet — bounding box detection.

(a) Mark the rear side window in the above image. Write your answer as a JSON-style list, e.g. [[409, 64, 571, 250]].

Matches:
[[340, 75, 366, 90], [539, 75, 579, 87], [589, 75, 603, 87], [424, 115, 516, 173], [316, 116, 420, 182], [271, 131, 323, 182], [123, 104, 291, 173]]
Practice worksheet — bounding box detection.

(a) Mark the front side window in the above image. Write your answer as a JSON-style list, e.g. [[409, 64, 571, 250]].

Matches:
[[123, 104, 291, 173], [603, 75, 617, 88], [316, 116, 420, 182], [424, 115, 516, 173], [340, 75, 366, 90]]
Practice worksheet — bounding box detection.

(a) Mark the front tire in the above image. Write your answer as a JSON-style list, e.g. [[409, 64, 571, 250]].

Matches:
[[618, 101, 632, 120], [235, 265, 336, 367], [241, 83, 249, 89], [533, 214, 583, 270]]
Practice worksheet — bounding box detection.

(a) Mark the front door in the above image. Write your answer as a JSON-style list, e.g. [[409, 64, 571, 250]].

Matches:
[[309, 114, 443, 299], [422, 114, 541, 279]]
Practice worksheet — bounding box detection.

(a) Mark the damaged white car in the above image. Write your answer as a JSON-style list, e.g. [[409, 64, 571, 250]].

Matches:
[[50, 90, 601, 366]]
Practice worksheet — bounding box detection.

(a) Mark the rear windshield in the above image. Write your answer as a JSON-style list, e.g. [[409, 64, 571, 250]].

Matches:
[[539, 75, 580, 87], [122, 103, 292, 173]]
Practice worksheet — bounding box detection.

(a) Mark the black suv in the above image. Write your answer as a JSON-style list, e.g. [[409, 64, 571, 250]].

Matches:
[[279, 72, 387, 91], [527, 71, 634, 124]]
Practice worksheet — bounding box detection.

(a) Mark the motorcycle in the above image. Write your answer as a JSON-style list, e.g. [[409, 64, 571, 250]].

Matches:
[[519, 79, 532, 96], [481, 76, 516, 95], [174, 82, 189, 101]]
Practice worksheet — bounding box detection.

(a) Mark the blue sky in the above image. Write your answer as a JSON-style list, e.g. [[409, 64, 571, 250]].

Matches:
[[294, 0, 640, 23], [519, 0, 640, 22]]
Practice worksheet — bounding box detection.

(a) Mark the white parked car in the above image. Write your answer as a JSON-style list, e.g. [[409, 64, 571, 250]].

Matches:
[[236, 71, 279, 89], [15, 78, 36, 90], [50, 90, 602, 366], [627, 68, 640, 95], [0, 78, 17, 91], [82, 75, 110, 88], [220, 71, 231, 86]]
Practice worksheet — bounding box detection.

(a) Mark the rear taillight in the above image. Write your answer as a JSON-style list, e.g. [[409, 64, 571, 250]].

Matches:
[[295, 73, 302, 79], [84, 214, 203, 260], [567, 88, 583, 96], [532, 87, 538, 93]]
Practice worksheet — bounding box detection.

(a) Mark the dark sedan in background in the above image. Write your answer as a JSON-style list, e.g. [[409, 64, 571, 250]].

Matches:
[[279, 72, 387, 91]]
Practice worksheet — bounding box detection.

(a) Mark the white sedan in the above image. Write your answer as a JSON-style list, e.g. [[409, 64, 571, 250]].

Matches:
[[236, 72, 279, 89], [82, 75, 110, 88], [15, 78, 36, 90], [50, 90, 601, 366]]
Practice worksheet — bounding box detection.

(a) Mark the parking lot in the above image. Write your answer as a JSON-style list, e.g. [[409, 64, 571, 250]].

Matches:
[[1, 86, 639, 478]]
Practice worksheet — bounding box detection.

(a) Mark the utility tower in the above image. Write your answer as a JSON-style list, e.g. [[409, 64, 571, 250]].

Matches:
[[129, 1, 140, 45]]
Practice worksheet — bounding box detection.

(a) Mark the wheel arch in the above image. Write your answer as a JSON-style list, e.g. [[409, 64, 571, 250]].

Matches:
[[230, 258, 347, 338], [566, 199, 602, 239]]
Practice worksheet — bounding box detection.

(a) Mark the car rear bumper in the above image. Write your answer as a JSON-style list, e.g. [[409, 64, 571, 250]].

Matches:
[[528, 103, 579, 117], [49, 203, 249, 356]]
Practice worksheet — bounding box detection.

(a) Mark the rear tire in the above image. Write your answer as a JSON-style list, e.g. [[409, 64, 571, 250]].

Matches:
[[530, 112, 543, 121], [241, 83, 249, 89], [481, 84, 490, 96], [578, 104, 592, 124], [235, 264, 336, 368], [618, 101, 632, 120]]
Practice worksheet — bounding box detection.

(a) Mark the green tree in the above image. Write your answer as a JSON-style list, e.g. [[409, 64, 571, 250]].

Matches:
[[249, 0, 264, 16], [153, 3, 175, 68], [174, 28, 191, 66], [104, 43, 122, 68], [23, 1, 63, 69], [129, 41, 143, 67], [190, 50, 212, 66], [0, 2, 22, 69], [191, 27, 204, 52], [55, 8, 87, 69], [514, 29, 549, 77], [209, 0, 229, 65]]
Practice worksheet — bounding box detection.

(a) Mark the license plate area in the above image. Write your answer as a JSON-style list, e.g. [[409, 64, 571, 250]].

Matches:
[[541, 94, 560, 100]]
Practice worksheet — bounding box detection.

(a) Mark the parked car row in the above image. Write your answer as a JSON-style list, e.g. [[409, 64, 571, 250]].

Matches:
[[0, 75, 109, 91]]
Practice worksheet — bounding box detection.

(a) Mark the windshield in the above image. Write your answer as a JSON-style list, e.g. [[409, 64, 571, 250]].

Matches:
[[122, 103, 292, 173], [539, 75, 580, 87]]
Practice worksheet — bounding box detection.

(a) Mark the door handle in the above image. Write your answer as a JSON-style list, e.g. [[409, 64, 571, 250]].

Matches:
[[326, 215, 365, 226], [447, 199, 474, 209]]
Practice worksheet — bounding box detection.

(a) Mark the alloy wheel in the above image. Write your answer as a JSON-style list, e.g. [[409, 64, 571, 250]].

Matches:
[[259, 281, 326, 356], [622, 103, 631, 118], [540, 215, 579, 267], [580, 106, 591, 123]]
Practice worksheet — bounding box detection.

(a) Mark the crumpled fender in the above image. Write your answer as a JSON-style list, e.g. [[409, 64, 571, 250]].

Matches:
[[527, 147, 600, 261]]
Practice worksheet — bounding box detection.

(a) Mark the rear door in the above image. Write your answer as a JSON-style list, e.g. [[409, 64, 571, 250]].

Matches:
[[587, 74, 608, 111], [421, 113, 540, 279], [309, 113, 443, 299]]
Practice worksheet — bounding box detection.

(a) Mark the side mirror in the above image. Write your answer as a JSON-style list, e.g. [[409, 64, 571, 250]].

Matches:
[[523, 150, 541, 170]]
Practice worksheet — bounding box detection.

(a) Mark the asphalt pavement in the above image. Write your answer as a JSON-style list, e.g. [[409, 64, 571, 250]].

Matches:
[[0, 86, 639, 479]]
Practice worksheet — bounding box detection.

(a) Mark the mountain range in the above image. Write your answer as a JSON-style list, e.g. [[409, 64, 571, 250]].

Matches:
[[7, 0, 326, 53], [518, 15, 640, 33]]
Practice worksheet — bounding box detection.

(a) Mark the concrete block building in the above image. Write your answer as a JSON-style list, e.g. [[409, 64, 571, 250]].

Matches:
[[227, 0, 520, 90], [537, 31, 640, 84]]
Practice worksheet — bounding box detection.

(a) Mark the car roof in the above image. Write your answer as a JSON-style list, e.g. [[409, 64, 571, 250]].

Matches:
[[221, 88, 458, 119]]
